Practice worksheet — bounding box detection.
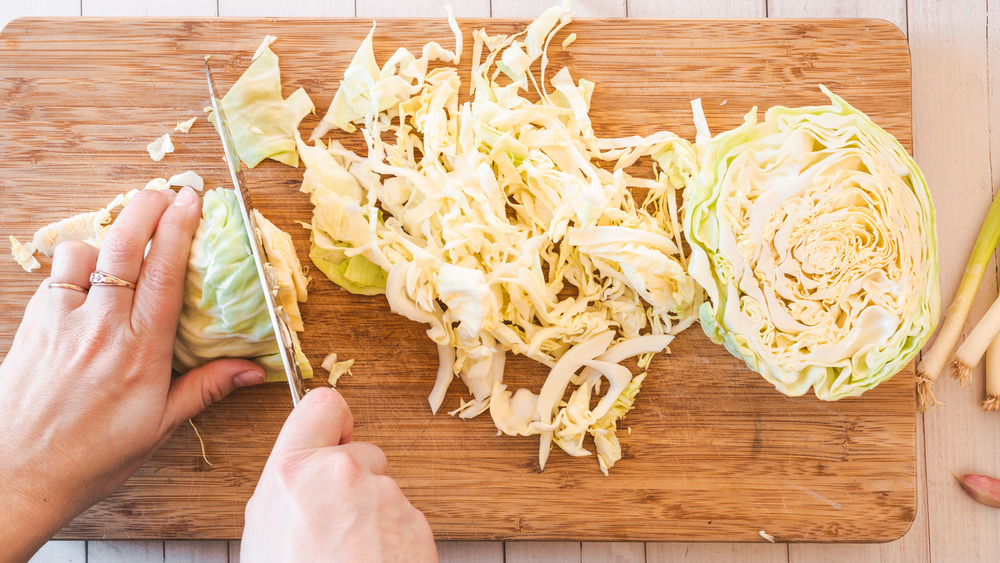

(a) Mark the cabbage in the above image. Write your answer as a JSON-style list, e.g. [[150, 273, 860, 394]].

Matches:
[[207, 38, 314, 168], [684, 86, 939, 400], [301, 2, 700, 472], [174, 188, 313, 381], [11, 180, 314, 382]]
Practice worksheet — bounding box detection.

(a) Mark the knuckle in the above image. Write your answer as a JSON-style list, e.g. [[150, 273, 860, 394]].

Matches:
[[272, 452, 312, 488], [200, 375, 232, 407], [53, 239, 95, 259], [100, 230, 143, 264], [139, 258, 182, 296], [328, 450, 365, 482]]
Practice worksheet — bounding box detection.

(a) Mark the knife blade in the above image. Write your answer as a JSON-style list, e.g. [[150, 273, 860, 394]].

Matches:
[[203, 57, 306, 407]]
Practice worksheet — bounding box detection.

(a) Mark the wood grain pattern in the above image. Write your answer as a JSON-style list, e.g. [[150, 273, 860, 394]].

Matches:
[[0, 17, 915, 542]]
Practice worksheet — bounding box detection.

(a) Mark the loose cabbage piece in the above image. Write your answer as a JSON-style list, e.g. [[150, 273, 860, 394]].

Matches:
[[208, 37, 314, 168], [9, 236, 40, 272], [175, 117, 197, 133], [302, 3, 700, 472], [147, 133, 174, 161], [174, 188, 313, 382], [684, 86, 939, 400]]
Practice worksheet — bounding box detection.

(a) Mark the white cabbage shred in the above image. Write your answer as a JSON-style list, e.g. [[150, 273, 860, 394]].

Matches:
[[302, 1, 701, 473], [146, 133, 174, 161], [175, 117, 197, 133]]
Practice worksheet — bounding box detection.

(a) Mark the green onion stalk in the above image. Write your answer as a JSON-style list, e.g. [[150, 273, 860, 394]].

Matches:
[[982, 302, 1000, 411], [917, 191, 1000, 410]]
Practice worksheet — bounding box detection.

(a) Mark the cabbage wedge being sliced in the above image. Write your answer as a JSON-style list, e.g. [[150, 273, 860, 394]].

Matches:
[[174, 187, 313, 381], [9, 180, 314, 383], [684, 86, 939, 400]]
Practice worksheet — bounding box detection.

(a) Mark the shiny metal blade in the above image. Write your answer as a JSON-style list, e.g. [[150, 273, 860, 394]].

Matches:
[[204, 57, 305, 407]]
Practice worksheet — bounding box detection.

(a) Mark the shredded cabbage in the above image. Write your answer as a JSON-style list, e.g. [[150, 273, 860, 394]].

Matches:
[[683, 86, 939, 400], [303, 1, 700, 472]]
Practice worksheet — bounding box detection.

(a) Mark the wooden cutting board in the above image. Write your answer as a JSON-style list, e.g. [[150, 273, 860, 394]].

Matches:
[[0, 17, 916, 542]]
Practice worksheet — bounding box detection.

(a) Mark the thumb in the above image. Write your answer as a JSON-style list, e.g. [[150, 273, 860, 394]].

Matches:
[[164, 358, 266, 428], [270, 387, 354, 456]]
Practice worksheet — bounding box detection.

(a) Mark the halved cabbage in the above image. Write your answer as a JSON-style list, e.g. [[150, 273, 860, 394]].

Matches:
[[684, 86, 939, 400]]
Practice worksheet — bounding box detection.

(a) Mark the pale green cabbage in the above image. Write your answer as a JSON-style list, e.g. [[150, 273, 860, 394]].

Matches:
[[684, 86, 939, 400], [173, 187, 313, 382], [207, 39, 314, 168]]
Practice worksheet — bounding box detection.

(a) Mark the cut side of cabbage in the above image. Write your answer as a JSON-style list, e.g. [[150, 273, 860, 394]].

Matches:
[[175, 187, 313, 381], [302, 1, 700, 473], [683, 86, 939, 400]]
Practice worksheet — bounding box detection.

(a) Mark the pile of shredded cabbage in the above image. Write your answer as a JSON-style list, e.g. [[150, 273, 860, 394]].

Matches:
[[299, 1, 700, 472]]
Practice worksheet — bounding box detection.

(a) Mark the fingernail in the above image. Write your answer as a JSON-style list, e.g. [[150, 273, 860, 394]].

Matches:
[[234, 370, 266, 387], [173, 186, 199, 207]]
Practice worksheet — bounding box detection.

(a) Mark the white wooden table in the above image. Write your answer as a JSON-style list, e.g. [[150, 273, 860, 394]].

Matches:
[[4, 0, 998, 561]]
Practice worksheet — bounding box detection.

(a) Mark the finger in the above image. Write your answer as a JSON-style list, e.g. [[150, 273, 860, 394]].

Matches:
[[130, 187, 202, 336], [162, 358, 266, 430], [270, 387, 354, 456], [330, 441, 389, 476], [45, 240, 99, 314], [90, 189, 175, 312]]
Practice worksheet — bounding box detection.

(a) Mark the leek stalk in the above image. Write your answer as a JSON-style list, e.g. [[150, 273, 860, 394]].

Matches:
[[917, 191, 1000, 409], [983, 312, 1000, 410], [984, 278, 1000, 411], [950, 294, 1000, 383]]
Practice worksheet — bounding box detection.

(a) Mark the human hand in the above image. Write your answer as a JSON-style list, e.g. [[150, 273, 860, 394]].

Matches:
[[0, 187, 266, 562], [242, 387, 437, 563]]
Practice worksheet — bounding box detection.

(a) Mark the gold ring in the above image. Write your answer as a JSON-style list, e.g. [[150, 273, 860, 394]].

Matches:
[[89, 270, 137, 289], [48, 281, 89, 294]]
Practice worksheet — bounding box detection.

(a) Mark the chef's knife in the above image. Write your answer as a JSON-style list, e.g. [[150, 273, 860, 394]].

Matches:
[[203, 57, 306, 407]]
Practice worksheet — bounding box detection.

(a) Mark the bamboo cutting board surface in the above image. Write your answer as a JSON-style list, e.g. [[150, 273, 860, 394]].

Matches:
[[0, 18, 915, 542]]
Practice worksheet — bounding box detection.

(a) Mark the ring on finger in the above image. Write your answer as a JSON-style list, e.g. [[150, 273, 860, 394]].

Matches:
[[48, 281, 89, 294], [89, 270, 137, 289]]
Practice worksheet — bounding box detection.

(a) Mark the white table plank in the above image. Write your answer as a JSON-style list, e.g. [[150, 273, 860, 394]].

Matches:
[[492, 0, 626, 18], [219, 0, 354, 17], [29, 541, 87, 563], [81, 0, 217, 17], [582, 542, 645, 562], [909, 2, 1000, 563], [164, 540, 228, 563], [228, 540, 240, 563], [437, 541, 505, 563], [0, 0, 79, 31], [506, 541, 582, 563], [627, 0, 765, 18], [767, 0, 906, 35], [357, 0, 490, 18], [646, 543, 787, 562], [88, 541, 163, 563]]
